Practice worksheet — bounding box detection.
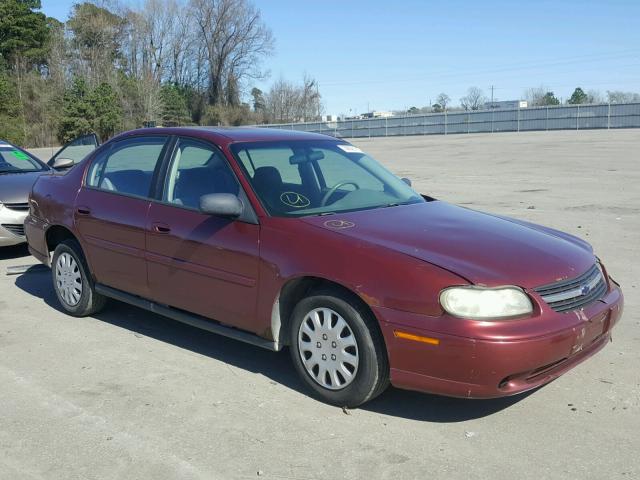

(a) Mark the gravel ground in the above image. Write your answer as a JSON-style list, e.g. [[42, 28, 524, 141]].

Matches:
[[1, 129, 638, 479]]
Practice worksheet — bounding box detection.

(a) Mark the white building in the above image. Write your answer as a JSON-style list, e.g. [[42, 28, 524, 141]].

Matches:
[[484, 100, 528, 110], [362, 111, 394, 119]]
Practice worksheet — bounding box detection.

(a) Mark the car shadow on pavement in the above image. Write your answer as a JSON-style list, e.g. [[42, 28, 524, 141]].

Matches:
[[14, 268, 534, 423], [0, 244, 31, 260], [363, 386, 535, 422]]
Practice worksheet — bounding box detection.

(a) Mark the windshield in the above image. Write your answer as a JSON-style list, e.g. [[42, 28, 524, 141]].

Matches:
[[231, 140, 424, 217], [0, 144, 46, 173]]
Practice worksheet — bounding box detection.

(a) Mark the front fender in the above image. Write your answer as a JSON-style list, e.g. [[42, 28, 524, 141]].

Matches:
[[255, 218, 469, 344]]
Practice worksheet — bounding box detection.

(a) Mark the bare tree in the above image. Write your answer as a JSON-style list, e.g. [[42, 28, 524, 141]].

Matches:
[[189, 0, 274, 106], [299, 74, 321, 121], [118, 1, 175, 125], [265, 75, 323, 123], [265, 77, 299, 123], [524, 85, 551, 106], [460, 87, 486, 111], [607, 90, 640, 103], [586, 90, 604, 104], [436, 93, 450, 111], [168, 5, 195, 86]]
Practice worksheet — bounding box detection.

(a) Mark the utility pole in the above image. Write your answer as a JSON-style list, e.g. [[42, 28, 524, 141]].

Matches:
[[490, 85, 495, 133], [316, 82, 320, 120]]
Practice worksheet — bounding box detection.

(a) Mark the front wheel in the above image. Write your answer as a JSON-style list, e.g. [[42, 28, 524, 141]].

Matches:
[[289, 289, 389, 407], [51, 239, 106, 317]]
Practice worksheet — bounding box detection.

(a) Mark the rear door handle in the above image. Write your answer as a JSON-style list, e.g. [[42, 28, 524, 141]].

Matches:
[[77, 206, 91, 215], [152, 222, 171, 234]]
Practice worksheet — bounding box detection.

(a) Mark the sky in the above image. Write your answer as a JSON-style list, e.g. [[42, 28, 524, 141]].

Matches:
[[40, 0, 640, 115]]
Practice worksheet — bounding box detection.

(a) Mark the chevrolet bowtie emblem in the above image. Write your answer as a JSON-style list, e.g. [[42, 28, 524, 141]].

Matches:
[[324, 219, 355, 229]]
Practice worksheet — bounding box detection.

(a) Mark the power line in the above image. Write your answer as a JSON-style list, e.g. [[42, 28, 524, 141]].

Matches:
[[320, 49, 640, 88]]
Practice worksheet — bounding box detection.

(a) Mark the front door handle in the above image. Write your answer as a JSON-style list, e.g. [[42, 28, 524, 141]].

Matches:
[[152, 222, 171, 234], [77, 206, 91, 215]]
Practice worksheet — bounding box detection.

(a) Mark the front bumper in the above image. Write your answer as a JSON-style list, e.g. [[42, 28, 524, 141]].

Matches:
[[375, 284, 623, 399], [0, 205, 28, 247]]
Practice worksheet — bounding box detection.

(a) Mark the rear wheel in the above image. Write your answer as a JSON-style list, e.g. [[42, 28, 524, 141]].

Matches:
[[52, 239, 106, 317], [289, 289, 389, 407]]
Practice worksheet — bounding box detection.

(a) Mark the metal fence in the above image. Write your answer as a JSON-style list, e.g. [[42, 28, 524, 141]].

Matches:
[[257, 102, 640, 139]]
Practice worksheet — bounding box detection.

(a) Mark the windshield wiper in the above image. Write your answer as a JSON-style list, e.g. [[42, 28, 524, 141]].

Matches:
[[0, 169, 38, 174], [384, 199, 422, 208]]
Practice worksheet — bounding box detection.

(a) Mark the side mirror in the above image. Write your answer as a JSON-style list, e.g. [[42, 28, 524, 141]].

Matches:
[[401, 177, 412, 187], [199, 193, 243, 218], [52, 157, 74, 170]]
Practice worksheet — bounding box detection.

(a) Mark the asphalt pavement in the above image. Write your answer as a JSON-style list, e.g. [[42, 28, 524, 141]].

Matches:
[[1, 129, 637, 479]]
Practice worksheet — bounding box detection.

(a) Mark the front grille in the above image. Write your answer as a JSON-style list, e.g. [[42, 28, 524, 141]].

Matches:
[[534, 264, 607, 313], [1, 224, 25, 237], [3, 202, 30, 212]]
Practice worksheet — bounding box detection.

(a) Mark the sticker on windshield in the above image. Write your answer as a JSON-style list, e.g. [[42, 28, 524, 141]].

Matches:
[[337, 145, 363, 154], [11, 150, 30, 160], [280, 192, 310, 208], [0, 144, 11, 148]]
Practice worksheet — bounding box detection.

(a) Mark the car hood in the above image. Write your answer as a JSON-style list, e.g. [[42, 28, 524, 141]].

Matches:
[[0, 171, 48, 204], [300, 201, 595, 289]]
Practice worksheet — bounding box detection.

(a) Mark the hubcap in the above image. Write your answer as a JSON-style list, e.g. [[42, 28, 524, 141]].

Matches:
[[55, 252, 83, 307], [298, 308, 359, 390]]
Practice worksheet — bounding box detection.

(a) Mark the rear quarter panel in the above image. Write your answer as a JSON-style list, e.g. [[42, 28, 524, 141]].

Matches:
[[27, 162, 88, 259]]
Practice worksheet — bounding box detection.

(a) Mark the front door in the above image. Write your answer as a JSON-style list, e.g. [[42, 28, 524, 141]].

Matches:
[[75, 135, 170, 297], [145, 137, 261, 332], [48, 133, 99, 170]]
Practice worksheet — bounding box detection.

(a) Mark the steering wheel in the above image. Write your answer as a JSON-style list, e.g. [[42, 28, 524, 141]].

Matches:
[[320, 181, 360, 206]]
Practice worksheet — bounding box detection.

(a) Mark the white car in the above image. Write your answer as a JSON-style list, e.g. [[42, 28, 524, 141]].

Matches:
[[0, 135, 98, 247]]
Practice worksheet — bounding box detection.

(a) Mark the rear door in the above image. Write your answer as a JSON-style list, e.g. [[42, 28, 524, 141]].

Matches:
[[145, 137, 261, 332], [75, 135, 170, 297], [48, 133, 99, 170]]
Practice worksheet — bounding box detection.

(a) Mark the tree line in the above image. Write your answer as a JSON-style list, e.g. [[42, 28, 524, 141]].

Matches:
[[404, 86, 640, 116], [0, 0, 323, 146]]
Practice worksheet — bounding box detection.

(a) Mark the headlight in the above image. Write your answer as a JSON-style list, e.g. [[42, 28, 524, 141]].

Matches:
[[440, 286, 533, 320]]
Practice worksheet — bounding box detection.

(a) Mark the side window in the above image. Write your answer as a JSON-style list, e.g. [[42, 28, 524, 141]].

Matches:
[[86, 136, 167, 198], [164, 138, 239, 209], [49, 133, 99, 167], [237, 147, 302, 185]]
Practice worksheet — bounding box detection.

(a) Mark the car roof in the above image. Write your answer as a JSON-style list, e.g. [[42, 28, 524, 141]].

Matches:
[[114, 126, 340, 145]]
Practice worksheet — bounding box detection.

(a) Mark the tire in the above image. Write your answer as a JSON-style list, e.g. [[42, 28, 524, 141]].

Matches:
[[51, 239, 107, 317], [289, 288, 389, 407]]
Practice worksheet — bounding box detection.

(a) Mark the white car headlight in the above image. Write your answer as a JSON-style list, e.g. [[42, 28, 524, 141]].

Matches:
[[440, 286, 533, 320]]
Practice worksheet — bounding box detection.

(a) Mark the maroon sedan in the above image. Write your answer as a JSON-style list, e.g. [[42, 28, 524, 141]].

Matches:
[[25, 127, 623, 406]]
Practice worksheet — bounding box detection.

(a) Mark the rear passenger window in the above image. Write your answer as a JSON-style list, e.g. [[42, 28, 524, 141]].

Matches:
[[87, 136, 168, 198]]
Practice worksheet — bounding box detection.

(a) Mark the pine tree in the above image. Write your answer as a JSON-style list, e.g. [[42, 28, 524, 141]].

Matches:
[[90, 82, 122, 140], [0, 72, 26, 144], [58, 77, 94, 143], [160, 84, 190, 126]]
